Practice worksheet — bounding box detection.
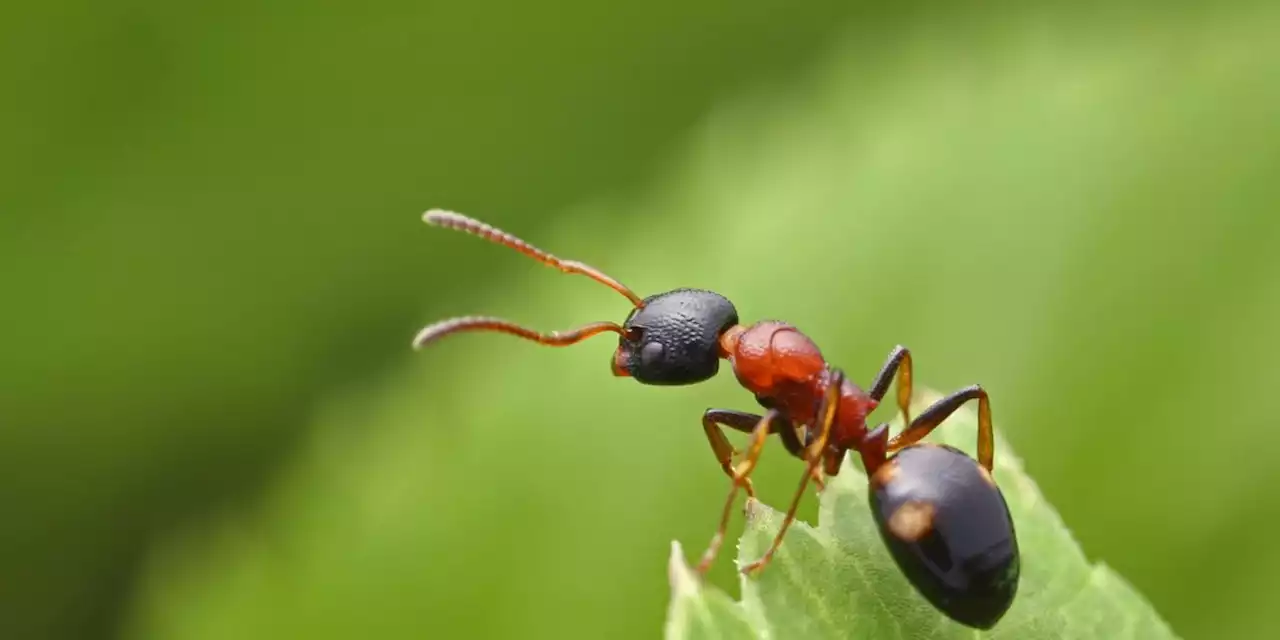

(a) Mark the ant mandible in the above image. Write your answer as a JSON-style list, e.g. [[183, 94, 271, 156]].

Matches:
[[412, 210, 1020, 630]]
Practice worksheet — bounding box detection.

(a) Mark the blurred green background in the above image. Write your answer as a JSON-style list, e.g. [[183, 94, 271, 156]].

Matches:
[[4, 1, 1278, 638]]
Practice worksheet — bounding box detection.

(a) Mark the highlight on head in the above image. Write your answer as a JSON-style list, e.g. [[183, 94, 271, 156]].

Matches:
[[412, 316, 626, 350], [423, 209, 645, 308]]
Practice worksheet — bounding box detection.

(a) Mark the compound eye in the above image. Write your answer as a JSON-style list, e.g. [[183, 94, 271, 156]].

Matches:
[[639, 341, 665, 369]]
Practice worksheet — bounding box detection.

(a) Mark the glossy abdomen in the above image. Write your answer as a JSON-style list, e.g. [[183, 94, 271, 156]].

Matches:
[[868, 443, 1020, 629]]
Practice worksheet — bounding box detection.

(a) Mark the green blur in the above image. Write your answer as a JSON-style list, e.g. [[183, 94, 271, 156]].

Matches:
[[3, 1, 1277, 639]]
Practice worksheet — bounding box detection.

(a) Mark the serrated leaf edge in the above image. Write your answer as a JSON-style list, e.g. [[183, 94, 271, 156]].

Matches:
[[666, 541, 769, 640]]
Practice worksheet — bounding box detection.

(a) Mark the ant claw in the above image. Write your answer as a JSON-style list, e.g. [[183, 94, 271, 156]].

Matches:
[[739, 558, 769, 577]]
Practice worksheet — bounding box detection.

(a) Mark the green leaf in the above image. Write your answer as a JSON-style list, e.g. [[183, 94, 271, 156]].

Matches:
[[664, 389, 1179, 640]]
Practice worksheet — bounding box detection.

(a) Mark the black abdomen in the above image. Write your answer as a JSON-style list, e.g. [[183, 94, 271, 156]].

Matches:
[[868, 443, 1020, 630]]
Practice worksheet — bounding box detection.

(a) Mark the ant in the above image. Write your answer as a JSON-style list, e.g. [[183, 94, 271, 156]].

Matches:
[[412, 210, 1020, 629]]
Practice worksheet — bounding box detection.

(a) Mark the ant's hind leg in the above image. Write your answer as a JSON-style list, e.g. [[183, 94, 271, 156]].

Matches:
[[867, 345, 915, 428], [886, 384, 994, 471]]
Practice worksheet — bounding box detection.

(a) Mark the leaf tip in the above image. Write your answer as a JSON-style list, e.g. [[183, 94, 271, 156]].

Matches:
[[742, 497, 767, 524], [667, 540, 701, 599]]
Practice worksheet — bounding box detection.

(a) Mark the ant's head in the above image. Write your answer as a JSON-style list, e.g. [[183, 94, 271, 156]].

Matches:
[[411, 210, 738, 386], [610, 288, 738, 385]]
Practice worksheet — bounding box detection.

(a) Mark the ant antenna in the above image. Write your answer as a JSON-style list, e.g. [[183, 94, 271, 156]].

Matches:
[[412, 209, 644, 350], [423, 209, 645, 308], [412, 316, 625, 350]]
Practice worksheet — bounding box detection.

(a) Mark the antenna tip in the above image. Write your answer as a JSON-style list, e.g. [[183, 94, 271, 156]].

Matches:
[[411, 328, 432, 350], [422, 209, 455, 225]]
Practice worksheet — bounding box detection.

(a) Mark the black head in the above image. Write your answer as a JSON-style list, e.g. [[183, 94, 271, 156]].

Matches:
[[412, 212, 740, 386], [611, 288, 739, 385]]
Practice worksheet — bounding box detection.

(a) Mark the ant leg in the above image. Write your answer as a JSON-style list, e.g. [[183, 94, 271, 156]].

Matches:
[[887, 384, 993, 471], [740, 369, 846, 575], [780, 422, 826, 490], [775, 418, 807, 460], [695, 410, 780, 574], [867, 345, 915, 428], [703, 409, 790, 497], [766, 415, 824, 490]]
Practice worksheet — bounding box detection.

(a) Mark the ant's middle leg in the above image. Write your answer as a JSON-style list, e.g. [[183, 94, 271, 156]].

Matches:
[[887, 384, 994, 471], [867, 345, 915, 428], [702, 409, 796, 497], [776, 416, 824, 490], [740, 368, 845, 576]]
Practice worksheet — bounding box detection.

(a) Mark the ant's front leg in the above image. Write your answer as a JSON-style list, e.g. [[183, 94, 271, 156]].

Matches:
[[695, 410, 781, 574], [702, 409, 798, 497]]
